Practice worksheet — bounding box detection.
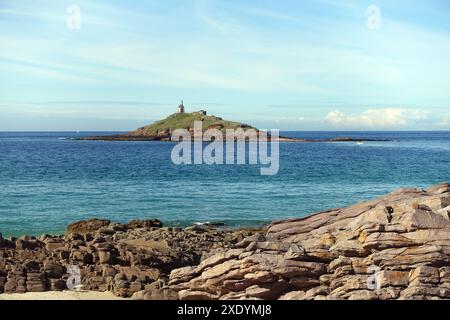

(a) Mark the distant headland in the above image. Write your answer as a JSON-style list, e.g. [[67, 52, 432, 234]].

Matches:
[[79, 101, 391, 143]]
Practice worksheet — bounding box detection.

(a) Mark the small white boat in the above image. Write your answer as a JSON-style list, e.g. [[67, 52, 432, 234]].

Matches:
[[357, 141, 364, 145]]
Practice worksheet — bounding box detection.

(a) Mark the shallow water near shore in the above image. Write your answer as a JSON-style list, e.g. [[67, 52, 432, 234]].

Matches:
[[1, 131, 450, 237]]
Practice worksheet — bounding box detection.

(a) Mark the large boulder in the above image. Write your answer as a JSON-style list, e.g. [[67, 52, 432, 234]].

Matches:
[[167, 183, 450, 300]]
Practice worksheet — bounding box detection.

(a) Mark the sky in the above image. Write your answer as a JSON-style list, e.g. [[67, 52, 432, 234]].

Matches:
[[0, 0, 450, 131]]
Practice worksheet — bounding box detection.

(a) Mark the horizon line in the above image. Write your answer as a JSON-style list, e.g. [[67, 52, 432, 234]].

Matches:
[[1, 130, 450, 133]]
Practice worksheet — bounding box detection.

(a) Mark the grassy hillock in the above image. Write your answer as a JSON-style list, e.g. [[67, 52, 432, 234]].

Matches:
[[131, 111, 256, 136]]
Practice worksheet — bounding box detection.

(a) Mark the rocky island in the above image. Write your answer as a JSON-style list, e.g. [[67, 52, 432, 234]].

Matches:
[[1, 182, 450, 300], [79, 101, 389, 143]]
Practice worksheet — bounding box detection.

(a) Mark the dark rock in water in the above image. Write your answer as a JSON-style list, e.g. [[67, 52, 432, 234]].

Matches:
[[203, 222, 227, 228], [123, 219, 163, 229], [67, 219, 111, 234]]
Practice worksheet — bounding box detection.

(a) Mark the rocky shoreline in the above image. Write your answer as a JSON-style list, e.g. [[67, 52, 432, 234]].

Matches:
[[78, 134, 390, 143], [1, 182, 450, 300], [0, 219, 261, 298]]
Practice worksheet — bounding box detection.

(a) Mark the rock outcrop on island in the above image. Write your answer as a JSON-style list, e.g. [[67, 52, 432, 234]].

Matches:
[[1, 183, 450, 300], [80, 110, 258, 142]]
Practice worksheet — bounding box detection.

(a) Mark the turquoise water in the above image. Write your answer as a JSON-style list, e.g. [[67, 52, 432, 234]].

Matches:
[[1, 131, 450, 237]]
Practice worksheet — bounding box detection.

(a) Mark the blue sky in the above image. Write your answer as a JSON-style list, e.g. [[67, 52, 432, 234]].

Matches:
[[1, 0, 449, 131]]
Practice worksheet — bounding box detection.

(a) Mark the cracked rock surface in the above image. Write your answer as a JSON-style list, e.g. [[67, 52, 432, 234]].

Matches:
[[163, 183, 450, 300], [0, 219, 260, 298]]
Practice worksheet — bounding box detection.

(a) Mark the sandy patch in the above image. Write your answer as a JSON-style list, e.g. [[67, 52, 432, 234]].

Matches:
[[0, 291, 128, 300]]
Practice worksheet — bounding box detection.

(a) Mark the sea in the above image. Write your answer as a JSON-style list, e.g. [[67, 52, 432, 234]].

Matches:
[[1, 131, 449, 237]]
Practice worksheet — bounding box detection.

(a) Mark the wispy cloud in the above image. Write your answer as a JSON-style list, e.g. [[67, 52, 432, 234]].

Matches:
[[325, 108, 428, 128], [39, 101, 165, 106], [436, 115, 450, 128], [0, 101, 166, 119]]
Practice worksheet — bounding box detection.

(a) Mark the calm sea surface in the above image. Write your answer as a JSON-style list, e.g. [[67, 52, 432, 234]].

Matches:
[[1, 131, 449, 237]]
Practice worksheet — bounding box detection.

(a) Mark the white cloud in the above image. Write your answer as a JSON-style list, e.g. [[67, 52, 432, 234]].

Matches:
[[436, 115, 450, 127], [325, 108, 428, 128]]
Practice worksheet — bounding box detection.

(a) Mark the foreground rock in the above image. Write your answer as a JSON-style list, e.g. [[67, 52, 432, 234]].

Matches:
[[0, 220, 260, 297], [162, 182, 450, 300]]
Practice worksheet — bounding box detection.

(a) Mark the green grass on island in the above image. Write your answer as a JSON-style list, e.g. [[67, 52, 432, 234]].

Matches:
[[131, 111, 257, 136]]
